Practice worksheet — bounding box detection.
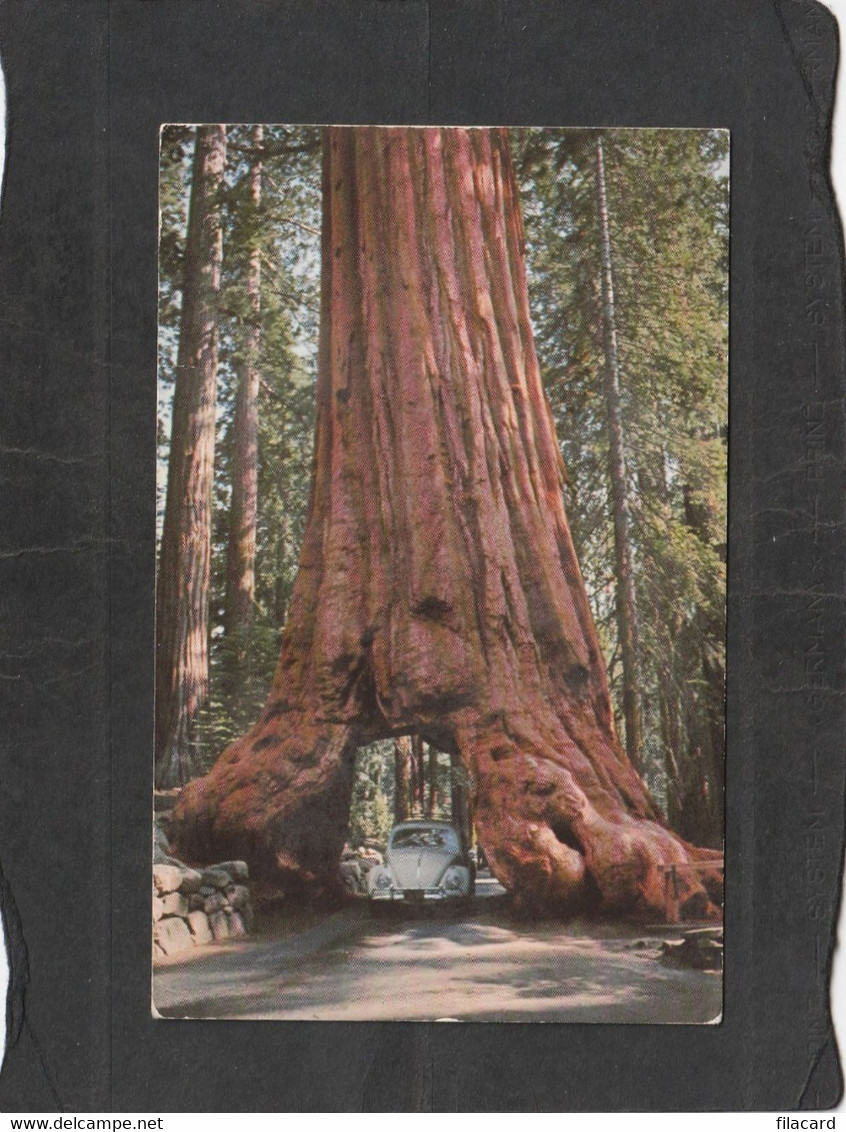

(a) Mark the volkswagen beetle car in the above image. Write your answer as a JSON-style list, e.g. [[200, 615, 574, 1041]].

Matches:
[[367, 820, 474, 905]]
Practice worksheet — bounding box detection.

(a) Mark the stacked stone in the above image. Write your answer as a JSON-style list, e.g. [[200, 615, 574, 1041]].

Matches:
[[153, 857, 254, 960]]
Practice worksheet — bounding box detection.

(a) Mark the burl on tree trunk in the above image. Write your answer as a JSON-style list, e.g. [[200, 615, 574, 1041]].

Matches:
[[172, 126, 722, 920]]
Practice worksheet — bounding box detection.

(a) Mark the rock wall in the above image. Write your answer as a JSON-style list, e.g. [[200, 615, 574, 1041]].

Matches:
[[153, 820, 254, 959]]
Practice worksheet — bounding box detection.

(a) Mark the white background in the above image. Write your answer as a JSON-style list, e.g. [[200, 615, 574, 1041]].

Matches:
[[2, 1, 846, 1119]]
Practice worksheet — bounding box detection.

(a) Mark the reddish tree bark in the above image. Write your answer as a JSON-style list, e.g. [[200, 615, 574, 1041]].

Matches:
[[155, 125, 226, 788], [172, 126, 721, 919], [224, 125, 263, 667]]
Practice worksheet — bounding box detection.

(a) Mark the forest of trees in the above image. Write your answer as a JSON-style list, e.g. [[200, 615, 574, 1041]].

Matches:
[[156, 125, 727, 912], [516, 129, 728, 846]]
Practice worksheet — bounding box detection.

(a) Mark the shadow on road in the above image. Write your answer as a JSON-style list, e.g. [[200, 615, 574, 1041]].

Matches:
[[153, 873, 722, 1024]]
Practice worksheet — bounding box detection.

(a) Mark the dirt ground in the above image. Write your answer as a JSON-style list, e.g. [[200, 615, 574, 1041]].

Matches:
[[154, 875, 722, 1024]]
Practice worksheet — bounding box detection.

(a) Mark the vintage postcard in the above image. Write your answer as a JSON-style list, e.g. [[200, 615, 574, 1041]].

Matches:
[[152, 124, 727, 1024]]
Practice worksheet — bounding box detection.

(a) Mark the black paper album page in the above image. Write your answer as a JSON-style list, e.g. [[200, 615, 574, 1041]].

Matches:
[[0, 0, 843, 1112]]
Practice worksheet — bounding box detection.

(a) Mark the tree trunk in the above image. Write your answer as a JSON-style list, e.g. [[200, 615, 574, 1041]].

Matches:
[[636, 456, 686, 832], [450, 753, 472, 857], [223, 125, 263, 685], [682, 481, 726, 847], [411, 734, 425, 814], [172, 126, 720, 919], [427, 743, 439, 817], [155, 125, 226, 788], [595, 137, 644, 774], [393, 736, 411, 823]]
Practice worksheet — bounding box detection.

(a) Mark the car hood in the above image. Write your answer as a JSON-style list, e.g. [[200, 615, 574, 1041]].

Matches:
[[387, 846, 459, 890]]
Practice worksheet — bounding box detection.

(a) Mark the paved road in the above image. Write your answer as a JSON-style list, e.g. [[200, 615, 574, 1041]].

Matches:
[[154, 874, 721, 1024]]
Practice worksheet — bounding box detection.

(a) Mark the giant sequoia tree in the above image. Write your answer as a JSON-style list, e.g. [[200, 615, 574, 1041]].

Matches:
[[172, 126, 721, 919], [156, 125, 226, 788]]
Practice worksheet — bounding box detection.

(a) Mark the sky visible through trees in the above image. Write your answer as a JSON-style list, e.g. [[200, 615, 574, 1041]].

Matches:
[[157, 125, 727, 850]]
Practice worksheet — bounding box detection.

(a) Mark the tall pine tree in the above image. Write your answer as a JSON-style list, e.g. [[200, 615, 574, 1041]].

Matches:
[[156, 124, 227, 788], [518, 127, 728, 844]]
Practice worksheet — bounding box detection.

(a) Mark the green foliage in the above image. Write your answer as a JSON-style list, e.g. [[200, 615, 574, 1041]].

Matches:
[[348, 742, 396, 847], [346, 742, 458, 848], [206, 127, 321, 754], [517, 128, 728, 839], [158, 125, 322, 770], [156, 125, 195, 536], [158, 125, 727, 841]]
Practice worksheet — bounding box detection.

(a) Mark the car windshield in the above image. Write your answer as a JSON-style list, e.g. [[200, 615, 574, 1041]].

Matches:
[[390, 827, 459, 852]]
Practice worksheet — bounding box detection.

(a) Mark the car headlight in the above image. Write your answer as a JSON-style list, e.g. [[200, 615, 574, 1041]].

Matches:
[[441, 867, 465, 893], [371, 868, 392, 890]]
